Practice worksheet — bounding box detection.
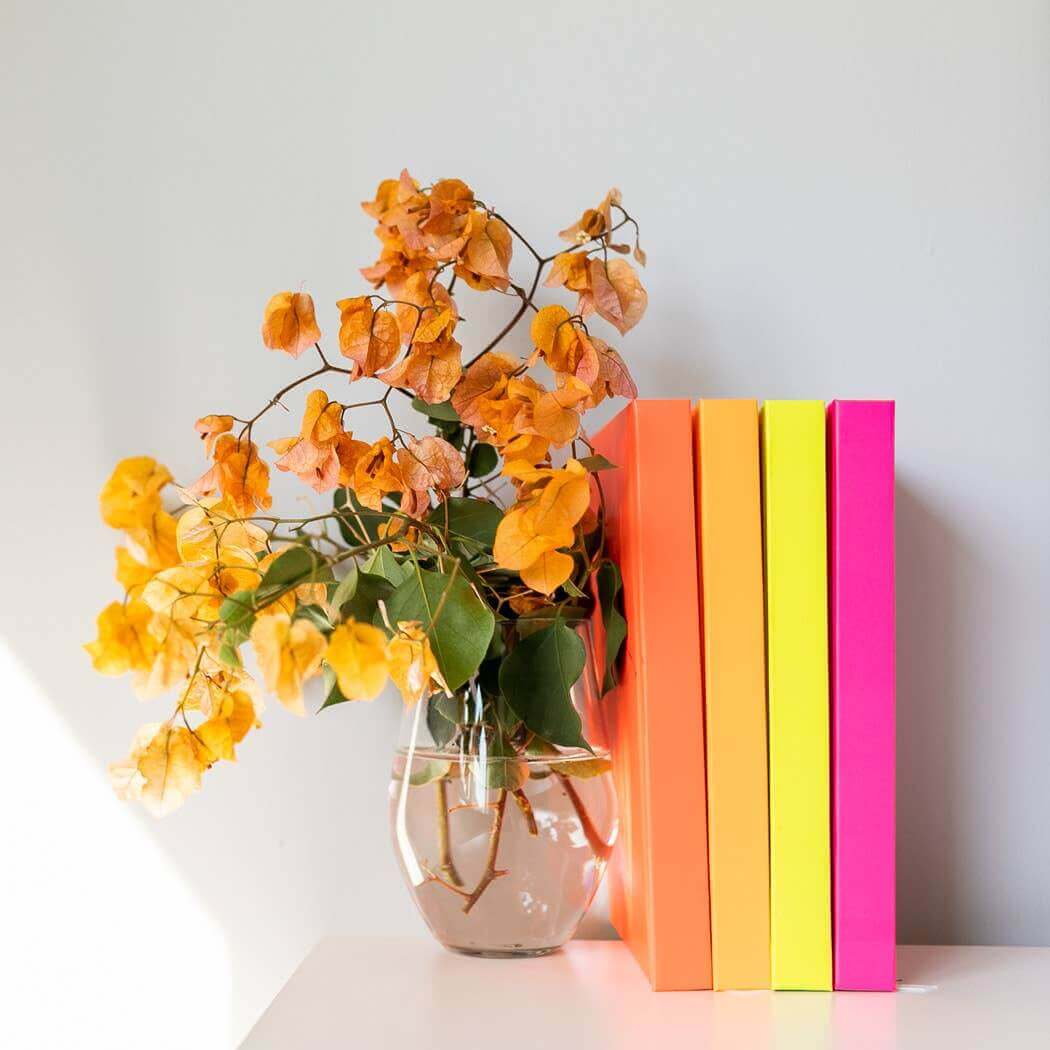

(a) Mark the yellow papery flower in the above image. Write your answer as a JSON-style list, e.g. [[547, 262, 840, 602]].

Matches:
[[386, 622, 445, 706], [182, 664, 260, 716], [126, 507, 179, 564], [194, 675, 261, 763], [501, 433, 551, 475], [109, 723, 209, 817], [99, 456, 173, 530], [492, 505, 568, 572], [141, 565, 221, 625], [325, 621, 390, 701], [131, 566, 220, 696], [492, 460, 590, 595], [112, 509, 181, 599], [175, 498, 270, 600], [137, 620, 201, 699], [519, 549, 576, 595], [176, 497, 267, 566], [249, 612, 326, 716], [115, 547, 155, 598], [85, 600, 158, 677]]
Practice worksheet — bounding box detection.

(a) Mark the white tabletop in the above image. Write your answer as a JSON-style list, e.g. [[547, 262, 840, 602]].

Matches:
[[242, 938, 1049, 1049]]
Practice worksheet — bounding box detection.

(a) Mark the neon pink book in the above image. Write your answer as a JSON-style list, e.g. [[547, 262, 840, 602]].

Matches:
[[828, 400, 896, 991]]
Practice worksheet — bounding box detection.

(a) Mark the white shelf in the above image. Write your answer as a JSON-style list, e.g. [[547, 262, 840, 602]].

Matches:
[[242, 939, 1050, 1049]]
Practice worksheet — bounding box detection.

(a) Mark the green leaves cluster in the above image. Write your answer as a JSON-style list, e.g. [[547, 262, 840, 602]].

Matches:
[[215, 443, 628, 771]]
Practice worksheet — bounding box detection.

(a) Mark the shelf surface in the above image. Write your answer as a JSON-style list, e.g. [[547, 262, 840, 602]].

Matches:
[[242, 939, 1049, 1049]]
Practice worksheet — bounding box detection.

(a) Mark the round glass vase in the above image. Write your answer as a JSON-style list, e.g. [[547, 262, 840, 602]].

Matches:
[[388, 617, 618, 958]]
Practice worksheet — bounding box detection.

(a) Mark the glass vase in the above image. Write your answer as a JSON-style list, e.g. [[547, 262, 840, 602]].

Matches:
[[388, 618, 618, 958]]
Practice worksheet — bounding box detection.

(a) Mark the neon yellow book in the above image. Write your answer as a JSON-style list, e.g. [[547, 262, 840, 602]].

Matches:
[[761, 400, 832, 991]]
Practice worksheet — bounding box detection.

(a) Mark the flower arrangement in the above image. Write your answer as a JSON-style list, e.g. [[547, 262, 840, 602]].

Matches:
[[86, 172, 643, 817]]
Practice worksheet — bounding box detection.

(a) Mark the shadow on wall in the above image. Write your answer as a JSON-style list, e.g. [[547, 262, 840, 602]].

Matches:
[[0, 496, 409, 1046], [895, 477, 962, 946]]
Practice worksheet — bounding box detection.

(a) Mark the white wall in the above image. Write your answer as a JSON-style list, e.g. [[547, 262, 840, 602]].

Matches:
[[3, 1, 1048, 1045]]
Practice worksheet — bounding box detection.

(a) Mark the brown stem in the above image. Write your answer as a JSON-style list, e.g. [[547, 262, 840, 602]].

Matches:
[[556, 773, 611, 860], [490, 211, 544, 264], [462, 788, 509, 914], [435, 778, 463, 887], [420, 864, 472, 899], [511, 788, 538, 836], [463, 254, 547, 369]]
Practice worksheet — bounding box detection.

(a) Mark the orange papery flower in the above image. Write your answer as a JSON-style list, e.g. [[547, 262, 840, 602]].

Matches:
[[454, 211, 512, 292], [353, 437, 405, 510], [336, 297, 400, 377], [558, 187, 621, 244], [397, 436, 466, 494], [268, 389, 346, 493], [578, 258, 647, 335], [261, 291, 321, 358], [194, 415, 234, 457], [189, 434, 271, 515]]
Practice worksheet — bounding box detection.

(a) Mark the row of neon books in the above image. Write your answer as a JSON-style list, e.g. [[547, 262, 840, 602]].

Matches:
[[593, 399, 894, 992]]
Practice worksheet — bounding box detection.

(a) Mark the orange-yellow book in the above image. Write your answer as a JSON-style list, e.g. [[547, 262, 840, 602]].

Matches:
[[761, 400, 833, 991], [594, 400, 712, 991], [693, 400, 770, 990]]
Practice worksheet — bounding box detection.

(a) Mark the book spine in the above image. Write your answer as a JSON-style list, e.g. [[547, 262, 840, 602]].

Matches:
[[761, 400, 833, 990], [593, 400, 711, 991], [594, 407, 650, 973], [633, 400, 712, 990], [828, 400, 896, 991], [694, 400, 770, 990]]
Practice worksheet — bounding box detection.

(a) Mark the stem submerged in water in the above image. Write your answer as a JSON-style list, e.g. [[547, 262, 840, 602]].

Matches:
[[435, 778, 463, 887], [462, 789, 509, 914], [511, 788, 538, 836], [556, 772, 611, 860]]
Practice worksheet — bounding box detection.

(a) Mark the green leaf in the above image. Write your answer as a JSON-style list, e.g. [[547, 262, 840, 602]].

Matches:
[[597, 560, 627, 693], [429, 497, 502, 548], [320, 666, 349, 710], [577, 453, 617, 473], [362, 545, 410, 585], [562, 577, 586, 598], [499, 621, 590, 750], [436, 691, 483, 726], [339, 571, 393, 623], [477, 656, 502, 700], [412, 397, 460, 422], [408, 759, 452, 786], [294, 603, 333, 633], [446, 540, 492, 593], [437, 422, 464, 449], [384, 568, 495, 691], [484, 731, 529, 790], [329, 564, 359, 611], [467, 442, 499, 478], [426, 696, 458, 747], [494, 693, 520, 735], [523, 734, 558, 779], [219, 590, 256, 631], [217, 640, 242, 669], [258, 546, 321, 591]]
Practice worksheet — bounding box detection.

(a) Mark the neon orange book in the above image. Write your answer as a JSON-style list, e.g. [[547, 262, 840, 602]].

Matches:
[[693, 400, 770, 990], [593, 400, 712, 991]]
